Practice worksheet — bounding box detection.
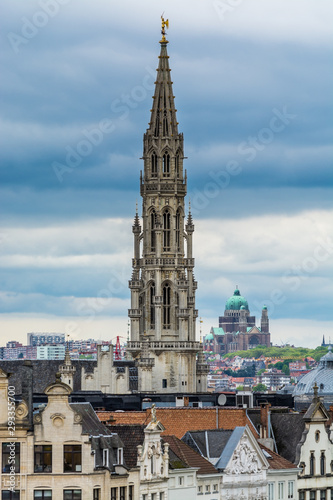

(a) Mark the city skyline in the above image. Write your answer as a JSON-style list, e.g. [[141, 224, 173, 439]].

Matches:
[[1, 0, 332, 347]]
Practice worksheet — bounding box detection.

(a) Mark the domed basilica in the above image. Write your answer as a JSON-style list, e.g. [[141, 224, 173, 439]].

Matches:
[[204, 286, 271, 354]]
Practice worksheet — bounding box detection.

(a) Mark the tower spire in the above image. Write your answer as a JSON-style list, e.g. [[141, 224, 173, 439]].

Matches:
[[148, 18, 178, 139]]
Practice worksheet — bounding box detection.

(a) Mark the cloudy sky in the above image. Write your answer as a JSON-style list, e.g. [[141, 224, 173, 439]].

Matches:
[[1, 0, 332, 348]]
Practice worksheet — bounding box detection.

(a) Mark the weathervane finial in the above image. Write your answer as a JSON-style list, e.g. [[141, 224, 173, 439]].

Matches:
[[160, 15, 169, 43]]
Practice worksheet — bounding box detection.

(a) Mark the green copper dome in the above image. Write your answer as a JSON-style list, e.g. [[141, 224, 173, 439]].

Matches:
[[225, 287, 249, 311], [205, 333, 214, 341]]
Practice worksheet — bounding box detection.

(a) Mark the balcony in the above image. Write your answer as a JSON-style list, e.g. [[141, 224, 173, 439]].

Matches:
[[127, 340, 201, 352]]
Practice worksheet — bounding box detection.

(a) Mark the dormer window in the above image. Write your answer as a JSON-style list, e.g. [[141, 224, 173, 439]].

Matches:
[[117, 447, 123, 464], [102, 448, 109, 468]]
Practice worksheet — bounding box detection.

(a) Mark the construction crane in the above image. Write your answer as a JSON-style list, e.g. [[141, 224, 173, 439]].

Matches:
[[111, 336, 126, 360]]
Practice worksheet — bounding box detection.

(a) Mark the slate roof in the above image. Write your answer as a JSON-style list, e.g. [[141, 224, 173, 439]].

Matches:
[[214, 427, 245, 469], [0, 359, 97, 392], [182, 428, 233, 460], [69, 402, 115, 437], [247, 409, 305, 464], [108, 424, 145, 469], [259, 444, 298, 470], [163, 435, 217, 475]]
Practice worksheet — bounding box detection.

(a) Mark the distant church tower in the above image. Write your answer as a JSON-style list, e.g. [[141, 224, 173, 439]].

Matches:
[[127, 19, 208, 393]]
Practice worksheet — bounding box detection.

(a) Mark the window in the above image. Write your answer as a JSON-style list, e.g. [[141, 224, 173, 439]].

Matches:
[[213, 484, 219, 493], [150, 210, 156, 252], [205, 485, 211, 493], [163, 210, 171, 251], [2, 443, 20, 473], [299, 492, 305, 500], [128, 486, 134, 500], [63, 445, 81, 472], [198, 486, 203, 495], [268, 483, 274, 500], [162, 379, 167, 388], [117, 448, 123, 464], [162, 283, 171, 329], [63, 492, 81, 500], [151, 495, 156, 500], [320, 452, 325, 475], [34, 492, 52, 500], [93, 490, 100, 500], [163, 153, 170, 177], [175, 210, 180, 251], [175, 154, 180, 178], [159, 494, 164, 500], [34, 445, 52, 472], [119, 487, 126, 500], [320, 492, 326, 500], [179, 476, 184, 486], [278, 482, 285, 500], [310, 491, 316, 500], [310, 452, 315, 476], [315, 431, 320, 442], [111, 489, 117, 500], [288, 481, 294, 499], [331, 490, 333, 500], [102, 448, 109, 468], [150, 282, 155, 328], [151, 152, 158, 177], [2, 493, 20, 500]]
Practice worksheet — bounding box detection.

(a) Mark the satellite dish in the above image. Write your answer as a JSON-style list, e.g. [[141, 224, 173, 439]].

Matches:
[[218, 394, 227, 406]]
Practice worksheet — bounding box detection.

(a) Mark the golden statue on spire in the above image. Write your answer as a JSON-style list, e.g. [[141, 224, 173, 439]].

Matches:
[[160, 15, 169, 43]]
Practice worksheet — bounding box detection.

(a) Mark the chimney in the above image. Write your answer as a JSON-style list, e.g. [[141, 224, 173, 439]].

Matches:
[[258, 402, 275, 451]]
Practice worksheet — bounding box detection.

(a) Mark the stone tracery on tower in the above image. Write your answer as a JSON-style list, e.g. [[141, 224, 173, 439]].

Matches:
[[127, 20, 209, 393]]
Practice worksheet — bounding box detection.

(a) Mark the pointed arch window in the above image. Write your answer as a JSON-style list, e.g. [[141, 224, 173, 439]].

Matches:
[[163, 111, 169, 136], [163, 210, 170, 251], [175, 153, 180, 178], [175, 209, 180, 252], [151, 152, 158, 178], [150, 210, 156, 252], [163, 153, 170, 177], [150, 282, 155, 329], [163, 283, 171, 329]]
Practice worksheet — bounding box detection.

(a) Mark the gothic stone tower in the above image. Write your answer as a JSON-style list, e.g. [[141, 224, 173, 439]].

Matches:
[[127, 20, 208, 393]]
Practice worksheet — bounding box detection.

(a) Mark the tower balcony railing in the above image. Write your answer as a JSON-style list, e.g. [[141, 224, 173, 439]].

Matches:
[[128, 308, 142, 318], [140, 180, 186, 196], [138, 257, 194, 267], [127, 340, 201, 352]]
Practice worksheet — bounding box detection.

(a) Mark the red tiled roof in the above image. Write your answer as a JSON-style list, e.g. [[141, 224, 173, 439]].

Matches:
[[163, 435, 217, 475], [259, 444, 298, 470], [96, 407, 257, 439]]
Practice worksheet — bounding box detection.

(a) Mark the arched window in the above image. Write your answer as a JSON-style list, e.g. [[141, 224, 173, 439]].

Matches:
[[175, 210, 180, 252], [310, 452, 315, 476], [163, 153, 170, 177], [163, 283, 171, 329], [320, 452, 325, 476], [163, 210, 170, 251], [175, 153, 180, 178], [150, 282, 155, 329], [150, 210, 156, 252], [151, 152, 157, 177]]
